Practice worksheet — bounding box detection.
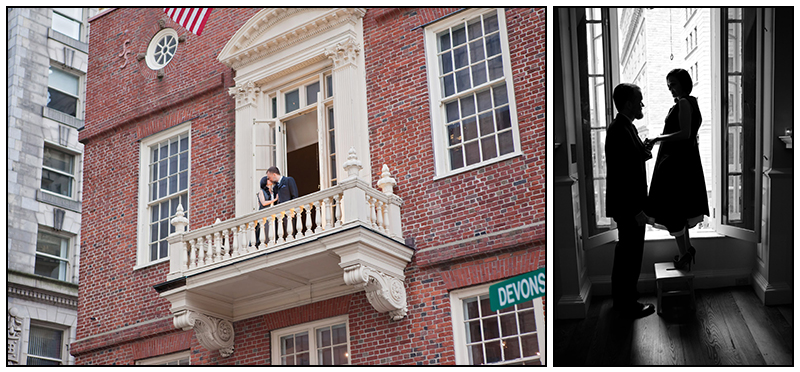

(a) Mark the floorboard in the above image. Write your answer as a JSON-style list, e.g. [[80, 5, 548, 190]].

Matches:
[[554, 286, 793, 366]]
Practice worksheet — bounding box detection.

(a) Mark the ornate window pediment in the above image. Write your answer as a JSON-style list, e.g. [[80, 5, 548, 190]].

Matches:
[[218, 8, 366, 72]]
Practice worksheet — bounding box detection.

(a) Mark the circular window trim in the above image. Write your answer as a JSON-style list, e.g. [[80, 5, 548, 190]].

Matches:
[[145, 28, 179, 70]]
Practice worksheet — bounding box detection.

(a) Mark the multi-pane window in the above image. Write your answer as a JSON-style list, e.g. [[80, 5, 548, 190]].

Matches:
[[51, 8, 82, 40], [327, 107, 337, 186], [579, 8, 613, 236], [35, 231, 70, 281], [274, 318, 349, 365], [147, 133, 189, 262], [26, 325, 64, 365], [146, 28, 179, 70], [721, 8, 756, 232], [41, 146, 76, 198], [263, 72, 336, 190], [462, 297, 540, 365], [428, 9, 520, 176], [47, 67, 80, 117], [451, 285, 545, 365]]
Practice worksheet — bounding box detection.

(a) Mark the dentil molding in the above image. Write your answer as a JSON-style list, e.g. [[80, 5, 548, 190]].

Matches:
[[173, 310, 235, 357]]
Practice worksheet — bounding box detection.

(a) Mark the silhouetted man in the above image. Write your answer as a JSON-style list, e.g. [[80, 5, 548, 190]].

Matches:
[[605, 83, 655, 319]]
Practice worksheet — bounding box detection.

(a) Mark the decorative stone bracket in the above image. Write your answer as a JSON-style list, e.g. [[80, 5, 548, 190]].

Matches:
[[173, 310, 235, 357], [342, 264, 407, 321]]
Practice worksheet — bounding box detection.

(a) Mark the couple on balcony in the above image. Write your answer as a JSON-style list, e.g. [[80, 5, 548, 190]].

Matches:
[[605, 69, 709, 319], [255, 166, 299, 246], [257, 166, 299, 209]]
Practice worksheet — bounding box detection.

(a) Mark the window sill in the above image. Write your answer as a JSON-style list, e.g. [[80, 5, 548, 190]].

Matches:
[[133, 257, 170, 271], [43, 106, 85, 130], [644, 228, 724, 241], [433, 152, 523, 181], [47, 28, 89, 54], [37, 189, 81, 213]]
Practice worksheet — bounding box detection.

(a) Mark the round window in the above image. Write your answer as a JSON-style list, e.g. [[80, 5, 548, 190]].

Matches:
[[146, 28, 179, 70]]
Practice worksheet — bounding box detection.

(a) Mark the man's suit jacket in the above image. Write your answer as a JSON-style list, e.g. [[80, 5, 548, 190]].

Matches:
[[272, 176, 299, 205], [605, 113, 649, 219]]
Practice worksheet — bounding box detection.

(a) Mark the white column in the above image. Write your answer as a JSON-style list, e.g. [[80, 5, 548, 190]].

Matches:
[[230, 81, 260, 217], [326, 36, 371, 183]]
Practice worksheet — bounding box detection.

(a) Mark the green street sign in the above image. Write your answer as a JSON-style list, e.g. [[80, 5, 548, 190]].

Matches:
[[490, 268, 545, 312]]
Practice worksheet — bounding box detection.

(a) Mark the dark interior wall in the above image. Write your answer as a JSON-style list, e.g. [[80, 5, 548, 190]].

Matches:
[[771, 8, 793, 169]]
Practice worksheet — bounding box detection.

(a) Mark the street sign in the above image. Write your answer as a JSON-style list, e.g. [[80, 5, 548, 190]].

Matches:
[[489, 268, 545, 312]]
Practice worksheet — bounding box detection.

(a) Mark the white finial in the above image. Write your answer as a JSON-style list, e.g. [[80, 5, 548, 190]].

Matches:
[[171, 203, 189, 234], [377, 164, 397, 195], [342, 147, 363, 179], [214, 218, 221, 225]]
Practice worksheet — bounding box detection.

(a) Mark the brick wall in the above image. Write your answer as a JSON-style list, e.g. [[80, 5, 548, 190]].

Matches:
[[364, 8, 546, 259], [75, 7, 545, 365], [76, 8, 257, 356]]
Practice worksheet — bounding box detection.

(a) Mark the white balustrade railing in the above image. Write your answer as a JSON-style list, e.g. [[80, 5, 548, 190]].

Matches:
[[167, 149, 402, 278]]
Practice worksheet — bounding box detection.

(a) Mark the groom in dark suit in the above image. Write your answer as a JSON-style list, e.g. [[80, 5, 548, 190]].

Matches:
[[267, 166, 299, 240], [267, 166, 298, 205], [605, 83, 655, 319]]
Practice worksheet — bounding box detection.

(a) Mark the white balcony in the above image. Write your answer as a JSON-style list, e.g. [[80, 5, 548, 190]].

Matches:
[[155, 150, 413, 357]]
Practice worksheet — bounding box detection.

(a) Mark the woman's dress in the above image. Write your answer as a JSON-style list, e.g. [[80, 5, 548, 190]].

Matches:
[[645, 96, 709, 233]]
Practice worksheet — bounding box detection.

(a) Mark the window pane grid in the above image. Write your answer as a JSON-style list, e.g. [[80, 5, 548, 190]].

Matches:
[[463, 295, 539, 365], [445, 83, 513, 170], [437, 11, 502, 98], [147, 133, 189, 261]]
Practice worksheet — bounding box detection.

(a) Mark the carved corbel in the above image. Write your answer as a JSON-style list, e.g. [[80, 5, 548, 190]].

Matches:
[[343, 264, 407, 321], [7, 307, 23, 365], [324, 36, 361, 69], [173, 310, 235, 357]]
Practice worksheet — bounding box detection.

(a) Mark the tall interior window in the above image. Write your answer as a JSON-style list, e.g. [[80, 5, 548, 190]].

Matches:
[[426, 9, 520, 177], [41, 146, 76, 198], [572, 8, 615, 246], [272, 317, 349, 365], [47, 67, 80, 117], [147, 132, 189, 262], [720, 8, 758, 237], [35, 231, 70, 281], [572, 8, 765, 243], [26, 324, 64, 365], [51, 8, 82, 40]]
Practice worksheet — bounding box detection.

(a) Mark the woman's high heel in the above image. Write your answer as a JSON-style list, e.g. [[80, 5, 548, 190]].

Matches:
[[673, 246, 696, 271]]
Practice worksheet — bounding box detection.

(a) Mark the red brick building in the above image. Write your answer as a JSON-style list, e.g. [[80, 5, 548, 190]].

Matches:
[[73, 8, 545, 365]]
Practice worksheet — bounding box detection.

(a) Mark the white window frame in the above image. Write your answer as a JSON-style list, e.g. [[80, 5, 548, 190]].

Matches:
[[259, 70, 336, 195], [135, 350, 191, 365], [26, 322, 68, 365], [41, 142, 78, 200], [51, 8, 83, 41], [34, 228, 73, 282], [145, 28, 179, 71], [270, 315, 350, 366], [450, 282, 545, 365], [136, 121, 191, 269], [47, 65, 82, 119], [424, 8, 523, 180]]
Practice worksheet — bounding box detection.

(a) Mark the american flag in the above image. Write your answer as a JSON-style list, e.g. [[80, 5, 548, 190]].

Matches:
[[163, 8, 211, 36]]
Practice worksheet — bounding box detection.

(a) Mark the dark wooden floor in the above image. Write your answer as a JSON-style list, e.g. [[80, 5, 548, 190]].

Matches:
[[555, 286, 793, 366]]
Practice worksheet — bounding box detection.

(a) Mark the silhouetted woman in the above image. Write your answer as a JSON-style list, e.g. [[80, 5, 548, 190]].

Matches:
[[644, 68, 709, 270]]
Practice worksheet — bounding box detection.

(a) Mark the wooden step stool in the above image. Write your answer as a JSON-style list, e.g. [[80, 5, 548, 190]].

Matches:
[[654, 262, 696, 315]]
